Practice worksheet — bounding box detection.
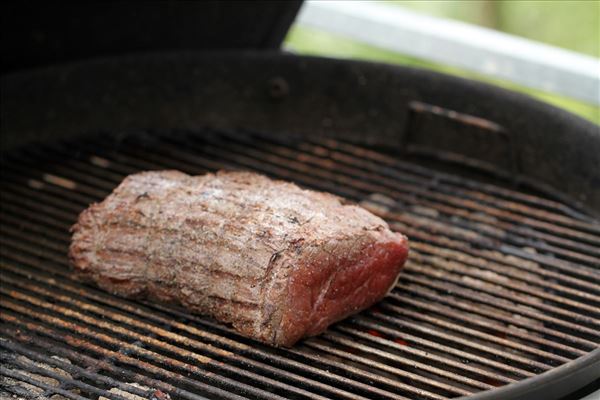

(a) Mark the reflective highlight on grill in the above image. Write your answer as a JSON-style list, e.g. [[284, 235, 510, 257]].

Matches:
[[1, 130, 599, 400]]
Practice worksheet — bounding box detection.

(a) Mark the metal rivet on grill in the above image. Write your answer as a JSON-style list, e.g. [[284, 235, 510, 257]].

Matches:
[[267, 77, 290, 100]]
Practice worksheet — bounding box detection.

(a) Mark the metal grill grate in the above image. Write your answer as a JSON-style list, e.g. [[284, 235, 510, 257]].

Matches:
[[1, 129, 599, 400]]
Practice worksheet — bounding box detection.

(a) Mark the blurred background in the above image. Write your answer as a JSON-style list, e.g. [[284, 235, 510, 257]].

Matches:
[[284, 0, 600, 125]]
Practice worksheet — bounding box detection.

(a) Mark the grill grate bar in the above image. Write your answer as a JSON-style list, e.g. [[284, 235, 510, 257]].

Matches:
[[54, 131, 597, 288], [0, 341, 148, 400], [3, 268, 442, 399], [157, 302, 541, 386], [388, 291, 597, 351], [344, 317, 536, 378], [226, 136, 600, 264], [2, 175, 596, 344], [2, 163, 596, 340], [309, 137, 599, 229], [4, 206, 593, 362], [7, 205, 596, 328], [4, 277, 393, 400], [408, 242, 600, 318], [2, 167, 96, 206], [173, 135, 600, 280], [0, 295, 297, 400], [378, 299, 563, 368], [21, 144, 164, 179], [0, 203, 584, 372], [0, 236, 71, 269], [387, 221, 600, 299], [157, 136, 600, 290], [381, 205, 600, 275], [2, 147, 596, 338], [301, 340, 468, 398], [0, 256, 525, 390], [0, 258, 552, 398], [6, 171, 598, 313], [0, 199, 72, 232], [0, 259, 415, 400], [402, 265, 599, 330], [2, 131, 599, 400], [10, 130, 597, 260], [0, 366, 90, 400], [9, 132, 600, 266], [1, 339, 171, 400], [1, 236, 496, 398], [263, 137, 600, 257], [1, 223, 69, 254], [36, 131, 600, 247], [0, 270, 381, 400], [1, 187, 78, 223], [0, 247, 516, 394], [397, 273, 599, 340], [5, 146, 596, 294], [0, 316, 242, 400], [310, 332, 495, 391], [3, 209, 589, 338], [213, 131, 600, 243], [365, 309, 554, 373], [3, 158, 112, 200], [330, 325, 517, 384], [206, 141, 598, 284]]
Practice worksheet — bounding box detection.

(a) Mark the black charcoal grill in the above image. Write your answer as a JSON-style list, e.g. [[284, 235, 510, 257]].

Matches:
[[1, 4, 599, 400]]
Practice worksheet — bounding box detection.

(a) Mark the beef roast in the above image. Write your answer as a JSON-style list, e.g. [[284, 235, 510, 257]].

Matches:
[[69, 170, 409, 346]]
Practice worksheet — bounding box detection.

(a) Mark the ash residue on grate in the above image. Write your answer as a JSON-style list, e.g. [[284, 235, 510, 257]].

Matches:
[[0, 351, 76, 400]]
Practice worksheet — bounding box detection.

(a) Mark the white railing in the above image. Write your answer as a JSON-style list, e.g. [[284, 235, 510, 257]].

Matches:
[[295, 0, 600, 105]]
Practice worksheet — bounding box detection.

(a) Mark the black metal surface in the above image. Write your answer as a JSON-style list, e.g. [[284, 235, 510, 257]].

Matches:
[[1, 2, 302, 73], [1, 53, 599, 216], [1, 129, 599, 400]]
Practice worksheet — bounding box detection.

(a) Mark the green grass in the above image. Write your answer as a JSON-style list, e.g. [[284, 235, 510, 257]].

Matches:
[[379, 0, 600, 58], [284, 25, 599, 125]]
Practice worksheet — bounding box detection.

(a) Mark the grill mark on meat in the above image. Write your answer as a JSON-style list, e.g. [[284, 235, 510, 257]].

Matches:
[[257, 247, 286, 335], [201, 296, 262, 309], [70, 170, 409, 346], [94, 246, 263, 281], [89, 223, 267, 278]]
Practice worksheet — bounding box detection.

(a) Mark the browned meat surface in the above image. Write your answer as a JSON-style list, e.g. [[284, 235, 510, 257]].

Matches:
[[69, 170, 409, 346]]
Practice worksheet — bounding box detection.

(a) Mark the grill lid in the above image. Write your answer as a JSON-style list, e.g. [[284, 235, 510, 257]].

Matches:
[[0, 2, 302, 73]]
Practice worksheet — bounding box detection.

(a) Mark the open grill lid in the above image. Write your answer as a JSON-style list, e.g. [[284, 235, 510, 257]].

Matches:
[[1, 1, 302, 73]]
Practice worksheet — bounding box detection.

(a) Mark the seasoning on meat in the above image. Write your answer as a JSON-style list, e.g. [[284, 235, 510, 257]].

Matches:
[[69, 170, 409, 346]]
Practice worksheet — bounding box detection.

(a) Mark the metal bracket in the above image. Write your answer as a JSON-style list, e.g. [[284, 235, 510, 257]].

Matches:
[[401, 100, 519, 183]]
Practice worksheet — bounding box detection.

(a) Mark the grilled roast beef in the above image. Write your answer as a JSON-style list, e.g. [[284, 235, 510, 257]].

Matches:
[[69, 170, 409, 346]]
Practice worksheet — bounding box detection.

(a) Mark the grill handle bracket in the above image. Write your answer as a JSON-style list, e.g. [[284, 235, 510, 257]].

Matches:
[[401, 100, 520, 183]]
